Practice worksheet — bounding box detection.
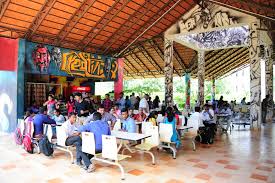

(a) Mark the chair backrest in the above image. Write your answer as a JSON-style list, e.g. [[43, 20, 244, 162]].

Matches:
[[145, 126, 159, 146], [241, 106, 248, 113], [56, 126, 67, 146], [102, 135, 118, 160], [156, 114, 164, 124], [113, 120, 121, 131], [43, 124, 53, 141], [159, 123, 173, 143], [82, 132, 96, 155], [233, 106, 240, 112], [142, 122, 153, 134]]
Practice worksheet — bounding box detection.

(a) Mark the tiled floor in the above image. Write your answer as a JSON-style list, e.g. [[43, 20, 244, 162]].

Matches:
[[1, 123, 275, 183]]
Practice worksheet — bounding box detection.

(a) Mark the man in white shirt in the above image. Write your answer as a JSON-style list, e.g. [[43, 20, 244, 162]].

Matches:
[[201, 104, 216, 137], [130, 93, 137, 108], [62, 112, 95, 173], [139, 94, 149, 113]]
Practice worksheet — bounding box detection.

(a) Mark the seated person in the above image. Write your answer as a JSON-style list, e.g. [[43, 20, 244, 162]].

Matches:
[[163, 107, 181, 148], [52, 109, 66, 125], [128, 109, 134, 118], [201, 104, 216, 136], [62, 113, 94, 173], [84, 105, 116, 125], [133, 108, 147, 122], [33, 107, 56, 138], [121, 108, 136, 133], [146, 111, 157, 126], [113, 104, 121, 116], [78, 112, 110, 170]]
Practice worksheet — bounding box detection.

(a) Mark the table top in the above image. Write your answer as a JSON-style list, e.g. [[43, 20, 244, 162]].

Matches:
[[216, 113, 231, 117], [177, 126, 193, 130], [111, 131, 151, 141]]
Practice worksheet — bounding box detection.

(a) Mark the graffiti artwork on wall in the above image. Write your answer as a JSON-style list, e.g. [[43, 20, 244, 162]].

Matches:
[[32, 44, 51, 72], [164, 38, 174, 107], [51, 47, 62, 69], [61, 52, 118, 80], [178, 3, 238, 33], [185, 73, 191, 108], [176, 25, 249, 50]]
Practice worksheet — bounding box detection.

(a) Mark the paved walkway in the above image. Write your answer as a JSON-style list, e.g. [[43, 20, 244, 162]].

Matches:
[[0, 123, 275, 183]]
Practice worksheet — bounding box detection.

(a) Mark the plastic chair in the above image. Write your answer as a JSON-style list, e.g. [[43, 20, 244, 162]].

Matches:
[[135, 126, 158, 164], [55, 126, 74, 163], [159, 123, 177, 159], [82, 132, 130, 180], [141, 122, 153, 134], [113, 120, 121, 131]]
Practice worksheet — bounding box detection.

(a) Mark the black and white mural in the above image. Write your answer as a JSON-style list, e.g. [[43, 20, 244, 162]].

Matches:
[[249, 22, 261, 126], [176, 25, 249, 50], [197, 51, 205, 109], [265, 45, 273, 119], [164, 38, 174, 107]]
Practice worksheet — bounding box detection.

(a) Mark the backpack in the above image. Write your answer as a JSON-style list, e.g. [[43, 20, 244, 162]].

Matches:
[[23, 134, 34, 153], [39, 125, 54, 156], [196, 127, 214, 144], [14, 127, 23, 145]]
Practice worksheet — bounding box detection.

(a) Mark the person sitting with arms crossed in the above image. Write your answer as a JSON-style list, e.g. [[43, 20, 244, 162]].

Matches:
[[121, 108, 136, 133], [78, 112, 111, 171]]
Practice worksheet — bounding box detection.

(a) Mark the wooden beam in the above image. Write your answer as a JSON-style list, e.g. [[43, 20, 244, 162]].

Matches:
[[130, 53, 156, 78], [24, 0, 57, 40], [0, 0, 10, 20], [55, 0, 97, 46], [81, 0, 129, 51], [102, 0, 157, 54]]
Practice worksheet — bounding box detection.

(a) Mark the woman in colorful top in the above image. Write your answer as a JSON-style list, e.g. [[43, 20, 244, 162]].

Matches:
[[147, 111, 157, 126], [133, 108, 147, 122], [66, 95, 75, 115], [163, 107, 181, 148], [43, 94, 57, 117]]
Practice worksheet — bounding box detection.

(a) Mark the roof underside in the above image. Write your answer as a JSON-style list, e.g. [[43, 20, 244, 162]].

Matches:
[[0, 0, 274, 79]]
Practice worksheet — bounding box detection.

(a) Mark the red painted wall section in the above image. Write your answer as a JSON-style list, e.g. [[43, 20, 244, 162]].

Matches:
[[0, 37, 18, 71], [114, 58, 124, 100]]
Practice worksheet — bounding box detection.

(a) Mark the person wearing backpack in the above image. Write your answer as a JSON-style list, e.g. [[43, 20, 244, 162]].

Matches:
[[62, 112, 94, 173]]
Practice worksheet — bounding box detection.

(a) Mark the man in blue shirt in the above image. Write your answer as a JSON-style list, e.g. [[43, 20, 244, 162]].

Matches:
[[33, 107, 56, 138], [116, 92, 126, 110], [121, 108, 136, 133], [78, 112, 111, 153]]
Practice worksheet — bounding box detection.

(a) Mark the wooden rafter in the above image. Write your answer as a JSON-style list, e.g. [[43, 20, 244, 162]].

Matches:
[[81, 0, 129, 51], [0, 0, 10, 20], [102, 0, 158, 54], [137, 45, 163, 72], [116, 0, 177, 53], [24, 0, 57, 40], [56, 0, 97, 46], [131, 53, 157, 78], [173, 46, 186, 69], [124, 57, 140, 74]]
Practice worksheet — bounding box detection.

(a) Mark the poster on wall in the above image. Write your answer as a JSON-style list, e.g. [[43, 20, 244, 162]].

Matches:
[[25, 42, 118, 81], [0, 71, 17, 133]]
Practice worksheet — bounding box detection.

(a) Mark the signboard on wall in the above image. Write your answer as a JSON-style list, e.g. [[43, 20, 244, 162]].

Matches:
[[25, 42, 118, 81]]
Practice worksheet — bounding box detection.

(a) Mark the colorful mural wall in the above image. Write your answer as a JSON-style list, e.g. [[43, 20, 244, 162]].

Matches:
[[25, 42, 118, 80], [0, 37, 18, 133]]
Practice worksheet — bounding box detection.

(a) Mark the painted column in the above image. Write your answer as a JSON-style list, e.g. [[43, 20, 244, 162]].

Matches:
[[265, 45, 273, 121], [185, 72, 191, 109], [164, 37, 174, 107], [197, 51, 205, 110], [17, 39, 26, 119], [211, 79, 215, 102], [249, 21, 261, 127], [114, 58, 124, 100]]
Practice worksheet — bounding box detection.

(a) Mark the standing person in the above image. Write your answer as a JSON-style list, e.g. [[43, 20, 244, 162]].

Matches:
[[163, 107, 181, 148], [62, 113, 94, 172], [74, 93, 90, 117], [121, 108, 136, 133], [139, 94, 149, 113], [43, 94, 57, 117], [125, 96, 132, 109], [153, 96, 160, 109], [78, 112, 111, 170], [67, 95, 75, 115], [116, 92, 126, 110], [262, 95, 269, 124], [130, 93, 137, 109], [135, 96, 141, 110], [241, 97, 246, 105], [148, 97, 153, 110], [102, 94, 112, 112]]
